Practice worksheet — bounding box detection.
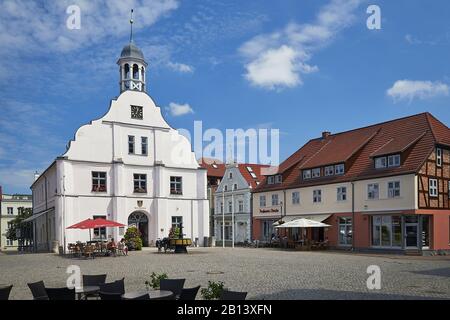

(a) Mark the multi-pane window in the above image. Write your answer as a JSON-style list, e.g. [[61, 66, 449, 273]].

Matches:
[[220, 202, 224, 213], [92, 171, 107, 192], [7, 207, 13, 215], [133, 174, 147, 193], [224, 185, 228, 192], [375, 157, 387, 169], [325, 166, 334, 176], [93, 215, 106, 240], [141, 137, 148, 155], [6, 239, 13, 246], [292, 191, 300, 205], [238, 200, 244, 212], [313, 190, 322, 203], [272, 194, 279, 206], [259, 195, 266, 207], [337, 187, 347, 201], [429, 179, 438, 197], [338, 217, 352, 246], [267, 176, 275, 184], [170, 176, 182, 195], [172, 216, 183, 230], [388, 154, 401, 167], [128, 135, 135, 154], [388, 181, 401, 198], [275, 175, 282, 183], [335, 164, 345, 175], [312, 168, 321, 178], [368, 183, 379, 199], [229, 172, 233, 179], [372, 215, 402, 247], [233, 184, 238, 190], [436, 148, 442, 167], [228, 201, 233, 213], [303, 170, 311, 180]]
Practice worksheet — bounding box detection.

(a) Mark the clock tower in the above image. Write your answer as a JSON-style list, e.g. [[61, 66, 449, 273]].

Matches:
[[117, 10, 148, 93]]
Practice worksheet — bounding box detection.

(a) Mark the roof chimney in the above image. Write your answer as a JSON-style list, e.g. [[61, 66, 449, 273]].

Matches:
[[34, 171, 40, 181], [322, 131, 331, 139]]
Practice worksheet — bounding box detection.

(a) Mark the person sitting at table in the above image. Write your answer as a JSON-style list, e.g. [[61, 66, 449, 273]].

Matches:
[[107, 238, 117, 256], [119, 238, 128, 256]]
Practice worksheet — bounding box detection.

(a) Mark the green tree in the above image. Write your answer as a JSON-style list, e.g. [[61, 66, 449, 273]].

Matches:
[[6, 207, 32, 241]]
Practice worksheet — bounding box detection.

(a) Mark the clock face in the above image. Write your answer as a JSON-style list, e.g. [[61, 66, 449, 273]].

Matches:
[[131, 106, 143, 120]]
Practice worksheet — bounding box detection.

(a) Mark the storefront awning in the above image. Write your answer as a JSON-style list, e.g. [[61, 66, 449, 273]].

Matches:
[[22, 208, 53, 222], [272, 214, 331, 226]]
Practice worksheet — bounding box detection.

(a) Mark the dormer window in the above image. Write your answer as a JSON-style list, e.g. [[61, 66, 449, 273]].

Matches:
[[267, 176, 275, 184], [312, 168, 321, 178], [374, 157, 387, 169], [325, 166, 334, 176], [335, 164, 345, 175], [303, 170, 311, 180], [388, 154, 400, 167], [275, 175, 282, 184]]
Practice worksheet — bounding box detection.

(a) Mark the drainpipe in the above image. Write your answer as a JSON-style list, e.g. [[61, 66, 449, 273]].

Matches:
[[45, 175, 49, 252], [351, 181, 355, 251]]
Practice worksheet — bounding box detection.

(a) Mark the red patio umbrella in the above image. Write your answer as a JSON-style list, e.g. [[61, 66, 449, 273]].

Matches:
[[67, 218, 125, 241]]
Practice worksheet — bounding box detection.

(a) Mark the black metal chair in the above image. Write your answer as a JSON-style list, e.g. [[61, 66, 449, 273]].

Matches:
[[82, 274, 107, 299], [160, 278, 185, 299], [46, 287, 76, 300], [179, 286, 200, 300], [99, 278, 125, 295], [99, 291, 122, 300], [0, 285, 13, 300], [220, 290, 247, 300], [27, 281, 49, 300]]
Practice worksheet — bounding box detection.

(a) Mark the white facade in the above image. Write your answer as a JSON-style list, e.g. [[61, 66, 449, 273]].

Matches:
[[30, 41, 209, 252], [0, 194, 32, 251], [214, 164, 252, 244]]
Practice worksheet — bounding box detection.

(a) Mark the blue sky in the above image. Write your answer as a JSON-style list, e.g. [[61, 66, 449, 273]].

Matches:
[[1, 0, 450, 194]]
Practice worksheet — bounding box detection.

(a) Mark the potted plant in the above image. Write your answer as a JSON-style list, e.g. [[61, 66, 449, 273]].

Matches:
[[124, 226, 143, 251], [200, 281, 225, 300], [145, 272, 168, 290]]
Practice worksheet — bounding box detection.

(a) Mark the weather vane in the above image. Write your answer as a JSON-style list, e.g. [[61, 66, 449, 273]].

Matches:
[[130, 9, 134, 43]]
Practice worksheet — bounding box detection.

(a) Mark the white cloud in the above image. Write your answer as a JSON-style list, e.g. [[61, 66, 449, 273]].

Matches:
[[166, 102, 194, 116], [387, 80, 449, 102], [167, 62, 194, 73], [239, 0, 361, 90]]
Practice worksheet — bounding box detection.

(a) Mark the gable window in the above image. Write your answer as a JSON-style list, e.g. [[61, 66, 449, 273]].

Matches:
[[267, 176, 275, 184], [238, 200, 244, 212], [375, 157, 387, 169], [260, 195, 266, 207], [337, 187, 347, 201], [170, 176, 183, 195], [92, 171, 107, 192], [133, 174, 147, 193], [335, 164, 345, 175], [368, 183, 379, 199], [272, 194, 279, 206], [388, 154, 401, 167], [141, 137, 148, 155], [292, 191, 300, 205], [313, 190, 322, 203], [388, 181, 400, 198], [229, 172, 233, 179], [233, 183, 238, 190], [312, 168, 321, 178], [128, 135, 135, 154], [436, 148, 442, 167], [275, 175, 282, 184], [325, 166, 334, 176], [429, 179, 438, 197], [224, 185, 228, 192], [303, 170, 311, 180], [7, 207, 13, 215]]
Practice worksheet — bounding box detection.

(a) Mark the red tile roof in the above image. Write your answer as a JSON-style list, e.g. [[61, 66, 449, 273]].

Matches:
[[198, 158, 226, 178], [237, 164, 270, 189], [254, 112, 450, 192]]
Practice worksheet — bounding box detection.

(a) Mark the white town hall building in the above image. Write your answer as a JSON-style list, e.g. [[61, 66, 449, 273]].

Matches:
[[30, 37, 209, 252]]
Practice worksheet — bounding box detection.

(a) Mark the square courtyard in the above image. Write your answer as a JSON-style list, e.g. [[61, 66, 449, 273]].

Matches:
[[0, 248, 449, 300]]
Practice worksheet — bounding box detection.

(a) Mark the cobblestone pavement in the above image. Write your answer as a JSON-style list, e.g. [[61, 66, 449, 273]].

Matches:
[[0, 248, 449, 300]]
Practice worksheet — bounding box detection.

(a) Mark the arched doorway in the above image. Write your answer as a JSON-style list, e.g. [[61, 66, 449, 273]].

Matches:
[[128, 211, 149, 247]]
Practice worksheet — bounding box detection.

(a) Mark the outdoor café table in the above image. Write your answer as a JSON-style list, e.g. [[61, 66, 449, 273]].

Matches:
[[121, 290, 174, 300], [75, 286, 100, 300]]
